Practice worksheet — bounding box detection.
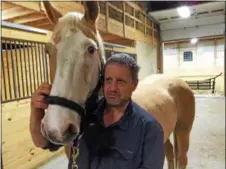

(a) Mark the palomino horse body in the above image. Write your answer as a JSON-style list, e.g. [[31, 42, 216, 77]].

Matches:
[[134, 74, 195, 169], [41, 1, 195, 169]]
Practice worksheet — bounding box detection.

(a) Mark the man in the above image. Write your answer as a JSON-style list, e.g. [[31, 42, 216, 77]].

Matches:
[[30, 53, 165, 169]]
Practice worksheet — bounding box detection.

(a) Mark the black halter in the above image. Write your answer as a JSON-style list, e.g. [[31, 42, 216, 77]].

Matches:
[[45, 62, 104, 136]]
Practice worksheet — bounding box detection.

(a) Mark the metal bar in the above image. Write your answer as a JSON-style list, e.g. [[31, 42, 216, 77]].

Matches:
[[38, 43, 44, 84], [5, 40, 13, 100], [31, 42, 37, 91], [15, 40, 21, 98], [1, 42, 7, 101], [10, 40, 18, 99], [212, 80, 216, 94], [2, 21, 48, 35], [34, 42, 40, 87], [23, 41, 29, 97], [27, 41, 33, 96], [28, 41, 35, 94], [41, 44, 47, 82], [44, 44, 50, 83], [18, 41, 25, 97]]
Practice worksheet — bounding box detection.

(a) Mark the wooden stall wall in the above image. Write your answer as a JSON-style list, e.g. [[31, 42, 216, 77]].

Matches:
[[1, 38, 64, 169], [97, 1, 159, 45]]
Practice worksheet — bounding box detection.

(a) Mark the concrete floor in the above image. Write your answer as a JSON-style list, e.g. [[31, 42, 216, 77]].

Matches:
[[38, 95, 225, 169]]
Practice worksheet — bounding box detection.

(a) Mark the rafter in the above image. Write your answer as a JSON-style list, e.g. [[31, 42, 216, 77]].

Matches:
[[2, 6, 36, 20], [35, 24, 54, 31], [5, 1, 42, 11], [2, 2, 15, 10], [24, 18, 50, 27], [10, 13, 46, 24]]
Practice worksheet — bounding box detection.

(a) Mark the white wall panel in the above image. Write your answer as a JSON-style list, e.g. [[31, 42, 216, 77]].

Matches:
[[161, 23, 224, 41]]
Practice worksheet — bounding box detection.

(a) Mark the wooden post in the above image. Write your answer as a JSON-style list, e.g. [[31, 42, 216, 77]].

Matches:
[[105, 2, 109, 33], [123, 2, 125, 37], [214, 36, 217, 66], [224, 2, 226, 97]]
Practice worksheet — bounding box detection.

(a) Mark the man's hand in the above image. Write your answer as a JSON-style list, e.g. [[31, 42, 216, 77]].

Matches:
[[30, 83, 52, 148], [31, 83, 52, 110]]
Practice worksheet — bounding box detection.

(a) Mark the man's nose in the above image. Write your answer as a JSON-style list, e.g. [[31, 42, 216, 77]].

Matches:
[[109, 81, 118, 91]]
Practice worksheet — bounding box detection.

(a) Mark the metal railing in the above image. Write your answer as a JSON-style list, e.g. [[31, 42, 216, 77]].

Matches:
[[1, 37, 50, 103]]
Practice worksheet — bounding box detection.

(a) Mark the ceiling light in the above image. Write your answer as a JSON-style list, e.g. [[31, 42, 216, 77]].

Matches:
[[177, 6, 190, 18], [190, 38, 198, 44]]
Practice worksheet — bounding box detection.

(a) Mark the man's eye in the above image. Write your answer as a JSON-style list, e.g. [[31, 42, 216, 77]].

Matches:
[[105, 78, 111, 83], [118, 80, 125, 84]]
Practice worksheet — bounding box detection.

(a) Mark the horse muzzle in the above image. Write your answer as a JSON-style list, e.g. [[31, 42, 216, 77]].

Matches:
[[41, 121, 79, 145]]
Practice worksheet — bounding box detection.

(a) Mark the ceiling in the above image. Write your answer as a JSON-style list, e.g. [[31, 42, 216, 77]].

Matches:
[[148, 1, 224, 23], [146, 1, 212, 13], [147, 1, 225, 42]]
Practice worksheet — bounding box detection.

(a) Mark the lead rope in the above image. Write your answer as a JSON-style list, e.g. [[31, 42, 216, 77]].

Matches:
[[71, 133, 83, 169], [72, 146, 79, 169]]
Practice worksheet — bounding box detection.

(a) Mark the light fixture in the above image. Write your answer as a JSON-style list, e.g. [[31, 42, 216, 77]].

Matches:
[[190, 38, 198, 44], [177, 6, 190, 18]]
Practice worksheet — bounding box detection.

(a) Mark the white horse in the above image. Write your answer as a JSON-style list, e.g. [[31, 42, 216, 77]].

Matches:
[[41, 2, 195, 169]]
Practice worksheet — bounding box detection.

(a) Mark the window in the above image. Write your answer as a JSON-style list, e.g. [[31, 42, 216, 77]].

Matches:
[[183, 51, 193, 61]]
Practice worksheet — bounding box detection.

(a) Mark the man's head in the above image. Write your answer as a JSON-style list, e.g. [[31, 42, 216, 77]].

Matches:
[[103, 53, 140, 107]]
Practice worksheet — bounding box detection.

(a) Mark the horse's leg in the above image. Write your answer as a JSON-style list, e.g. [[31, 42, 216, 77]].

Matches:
[[164, 139, 174, 169], [172, 83, 195, 169], [174, 127, 192, 169]]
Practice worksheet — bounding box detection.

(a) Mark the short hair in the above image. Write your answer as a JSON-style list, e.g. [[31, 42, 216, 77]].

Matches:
[[104, 53, 140, 81]]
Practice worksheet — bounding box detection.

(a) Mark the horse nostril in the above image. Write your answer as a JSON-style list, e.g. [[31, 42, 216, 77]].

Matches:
[[63, 124, 77, 136], [67, 124, 73, 133]]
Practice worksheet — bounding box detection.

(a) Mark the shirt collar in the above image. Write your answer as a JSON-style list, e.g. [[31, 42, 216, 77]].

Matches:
[[95, 98, 133, 131]]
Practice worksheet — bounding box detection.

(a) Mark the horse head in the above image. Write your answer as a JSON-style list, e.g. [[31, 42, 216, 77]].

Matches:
[[41, 1, 105, 145]]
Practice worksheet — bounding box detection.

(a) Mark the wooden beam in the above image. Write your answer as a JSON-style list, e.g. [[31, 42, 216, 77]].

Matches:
[[11, 13, 46, 24], [2, 27, 50, 43], [5, 1, 84, 14], [35, 22, 52, 27], [36, 24, 54, 31], [5, 2, 42, 11], [40, 2, 84, 14], [126, 2, 142, 12], [2, 7, 36, 20], [2, 2, 15, 10], [25, 18, 50, 27]]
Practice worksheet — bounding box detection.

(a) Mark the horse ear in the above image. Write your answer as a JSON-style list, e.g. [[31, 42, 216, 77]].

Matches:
[[43, 1, 63, 25], [83, 1, 100, 24]]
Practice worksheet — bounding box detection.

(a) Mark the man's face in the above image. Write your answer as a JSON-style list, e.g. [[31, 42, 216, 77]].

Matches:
[[103, 63, 138, 107]]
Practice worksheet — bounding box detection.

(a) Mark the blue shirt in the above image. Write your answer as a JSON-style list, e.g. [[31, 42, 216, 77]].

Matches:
[[67, 97, 165, 169]]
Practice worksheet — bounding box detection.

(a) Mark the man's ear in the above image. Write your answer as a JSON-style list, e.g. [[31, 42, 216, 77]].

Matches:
[[132, 80, 138, 91]]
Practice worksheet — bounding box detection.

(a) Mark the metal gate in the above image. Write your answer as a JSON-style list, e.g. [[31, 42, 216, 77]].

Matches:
[[1, 37, 50, 103]]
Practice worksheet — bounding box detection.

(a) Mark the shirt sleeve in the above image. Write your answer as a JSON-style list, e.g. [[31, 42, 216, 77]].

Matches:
[[138, 120, 165, 169]]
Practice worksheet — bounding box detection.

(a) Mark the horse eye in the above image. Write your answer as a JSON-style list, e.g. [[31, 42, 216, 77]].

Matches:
[[87, 45, 96, 54]]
